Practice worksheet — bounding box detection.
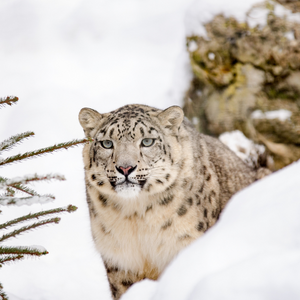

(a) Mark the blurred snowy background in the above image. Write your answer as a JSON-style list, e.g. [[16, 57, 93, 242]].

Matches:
[[1, 0, 300, 300]]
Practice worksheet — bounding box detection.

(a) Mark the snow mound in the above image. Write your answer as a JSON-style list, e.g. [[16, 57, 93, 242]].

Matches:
[[251, 109, 292, 122], [122, 160, 300, 300], [219, 130, 266, 169]]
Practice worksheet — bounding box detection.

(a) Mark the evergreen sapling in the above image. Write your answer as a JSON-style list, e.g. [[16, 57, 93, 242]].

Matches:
[[0, 96, 92, 299]]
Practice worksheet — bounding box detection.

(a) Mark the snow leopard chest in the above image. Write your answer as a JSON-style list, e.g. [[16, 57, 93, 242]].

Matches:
[[87, 165, 220, 276]]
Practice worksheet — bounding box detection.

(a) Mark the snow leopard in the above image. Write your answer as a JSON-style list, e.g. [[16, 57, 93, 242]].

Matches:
[[78, 104, 270, 299]]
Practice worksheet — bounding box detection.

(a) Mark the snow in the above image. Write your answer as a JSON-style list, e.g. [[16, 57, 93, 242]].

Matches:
[[1, 0, 299, 300], [0, 196, 55, 206], [185, 0, 300, 38], [0, 173, 65, 188], [187, 40, 198, 52], [191, 117, 199, 125], [285, 31, 295, 41], [208, 52, 215, 60], [0, 174, 67, 205], [27, 245, 48, 253], [251, 109, 292, 122], [219, 130, 266, 168], [122, 160, 300, 300], [16, 245, 48, 253], [273, 2, 300, 24]]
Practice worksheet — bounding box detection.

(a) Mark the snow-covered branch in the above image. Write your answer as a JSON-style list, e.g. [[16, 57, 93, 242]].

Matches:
[[0, 205, 77, 230], [0, 132, 35, 153], [0, 138, 93, 167], [0, 173, 66, 189], [0, 218, 61, 243], [0, 195, 55, 206]]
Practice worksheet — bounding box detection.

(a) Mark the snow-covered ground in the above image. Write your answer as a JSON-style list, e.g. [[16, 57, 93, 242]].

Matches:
[[122, 160, 300, 300], [1, 0, 300, 299]]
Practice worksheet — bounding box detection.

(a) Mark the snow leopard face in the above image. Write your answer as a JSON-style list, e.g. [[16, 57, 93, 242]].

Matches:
[[79, 104, 184, 201]]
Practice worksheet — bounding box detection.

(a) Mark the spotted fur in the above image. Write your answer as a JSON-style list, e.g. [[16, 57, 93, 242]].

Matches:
[[79, 104, 270, 299]]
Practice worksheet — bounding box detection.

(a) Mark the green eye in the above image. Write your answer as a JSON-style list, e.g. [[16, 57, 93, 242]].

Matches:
[[101, 140, 113, 149], [141, 138, 155, 147]]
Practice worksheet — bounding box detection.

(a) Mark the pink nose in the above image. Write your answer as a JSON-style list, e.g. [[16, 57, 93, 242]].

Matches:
[[116, 165, 137, 176], [119, 166, 132, 176]]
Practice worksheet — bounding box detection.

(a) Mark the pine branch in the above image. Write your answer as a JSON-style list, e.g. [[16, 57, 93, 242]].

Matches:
[[0, 174, 66, 200], [0, 218, 61, 242], [0, 291, 8, 300], [0, 178, 39, 197], [0, 96, 18, 108], [0, 195, 55, 206], [0, 173, 66, 188], [0, 96, 81, 300], [0, 246, 48, 256], [5, 183, 39, 197], [2, 187, 15, 197], [0, 283, 8, 300], [0, 290, 8, 300], [0, 205, 77, 230], [0, 131, 35, 153], [0, 254, 24, 266], [0, 138, 93, 167]]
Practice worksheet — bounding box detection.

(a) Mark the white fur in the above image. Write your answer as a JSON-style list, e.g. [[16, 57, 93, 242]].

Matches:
[[115, 184, 141, 199]]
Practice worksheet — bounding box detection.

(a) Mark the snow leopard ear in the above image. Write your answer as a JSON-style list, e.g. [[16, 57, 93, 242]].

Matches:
[[79, 108, 103, 137], [157, 106, 184, 132]]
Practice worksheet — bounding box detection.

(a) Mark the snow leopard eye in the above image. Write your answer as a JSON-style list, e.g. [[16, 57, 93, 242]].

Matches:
[[141, 138, 155, 147], [100, 140, 113, 149]]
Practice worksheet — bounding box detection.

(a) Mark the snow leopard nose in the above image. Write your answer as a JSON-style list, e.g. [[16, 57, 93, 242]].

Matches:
[[116, 165, 137, 176]]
